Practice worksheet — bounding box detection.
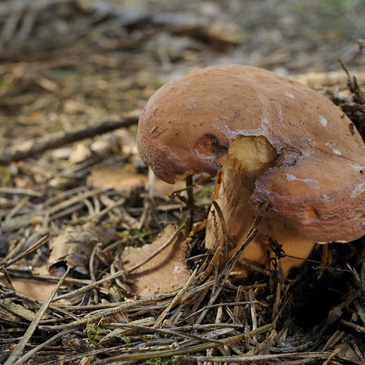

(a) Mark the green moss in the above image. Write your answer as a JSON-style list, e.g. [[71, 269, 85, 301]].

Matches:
[[146, 356, 182, 365], [0, 80, 14, 90], [0, 166, 12, 187], [196, 184, 214, 199], [118, 230, 153, 239]]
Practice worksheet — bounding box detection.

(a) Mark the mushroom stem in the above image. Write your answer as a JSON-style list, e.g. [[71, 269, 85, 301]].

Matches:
[[206, 136, 317, 277]]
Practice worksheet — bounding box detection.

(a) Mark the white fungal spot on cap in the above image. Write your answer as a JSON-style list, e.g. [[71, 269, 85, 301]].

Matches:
[[319, 114, 328, 127], [271, 100, 284, 124], [332, 148, 342, 155], [285, 174, 320, 189], [348, 162, 364, 171], [262, 115, 271, 127], [186, 97, 197, 110], [285, 91, 294, 99], [325, 141, 342, 155], [351, 182, 365, 198], [320, 194, 333, 202]]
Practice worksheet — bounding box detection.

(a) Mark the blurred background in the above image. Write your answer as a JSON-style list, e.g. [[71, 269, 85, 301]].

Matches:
[[1, 0, 364, 141]]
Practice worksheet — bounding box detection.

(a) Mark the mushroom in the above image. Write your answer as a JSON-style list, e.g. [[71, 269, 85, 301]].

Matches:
[[137, 65, 365, 276]]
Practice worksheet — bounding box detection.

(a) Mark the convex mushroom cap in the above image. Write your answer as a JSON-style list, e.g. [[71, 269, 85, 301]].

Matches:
[[137, 65, 365, 274]]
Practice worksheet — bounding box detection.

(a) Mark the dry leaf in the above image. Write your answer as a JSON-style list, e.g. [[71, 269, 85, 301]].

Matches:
[[87, 164, 185, 197], [0, 264, 60, 302], [0, 225, 118, 302], [123, 224, 191, 297], [8, 277, 57, 302], [69, 143, 92, 164], [87, 165, 147, 191], [48, 224, 117, 276]]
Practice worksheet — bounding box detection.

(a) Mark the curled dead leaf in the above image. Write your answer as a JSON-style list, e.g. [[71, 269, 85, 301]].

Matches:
[[123, 224, 191, 297], [48, 224, 118, 276]]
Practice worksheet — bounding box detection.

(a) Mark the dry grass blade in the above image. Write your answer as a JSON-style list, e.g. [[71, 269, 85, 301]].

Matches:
[[183, 351, 332, 363], [2, 188, 106, 232], [105, 322, 223, 344], [194, 204, 263, 325], [83, 197, 126, 223], [39, 290, 181, 332], [153, 267, 197, 328], [94, 324, 273, 364], [4, 267, 70, 365], [11, 329, 74, 365], [51, 269, 127, 302], [0, 235, 49, 268], [340, 320, 365, 334], [0, 188, 42, 197]]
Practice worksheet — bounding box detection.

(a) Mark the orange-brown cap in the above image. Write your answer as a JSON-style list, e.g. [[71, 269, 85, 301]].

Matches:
[[137, 65, 365, 242]]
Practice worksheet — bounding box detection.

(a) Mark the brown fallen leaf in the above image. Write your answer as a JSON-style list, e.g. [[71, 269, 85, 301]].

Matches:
[[48, 225, 98, 276], [48, 224, 118, 276], [87, 164, 147, 191], [123, 224, 191, 297], [87, 164, 185, 197], [1, 225, 118, 302], [0, 265, 65, 302], [7, 277, 58, 302]]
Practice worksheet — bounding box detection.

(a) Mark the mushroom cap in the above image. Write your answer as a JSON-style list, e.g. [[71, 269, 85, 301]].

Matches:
[[137, 65, 365, 242]]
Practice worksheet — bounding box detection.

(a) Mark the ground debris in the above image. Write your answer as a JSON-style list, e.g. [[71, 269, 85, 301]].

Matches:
[[123, 223, 191, 297], [0, 1, 365, 363]]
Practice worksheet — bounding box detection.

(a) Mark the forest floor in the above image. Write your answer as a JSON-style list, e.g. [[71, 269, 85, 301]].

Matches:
[[0, 1, 364, 364]]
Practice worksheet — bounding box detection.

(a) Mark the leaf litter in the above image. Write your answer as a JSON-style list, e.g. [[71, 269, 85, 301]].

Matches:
[[0, 1, 364, 364]]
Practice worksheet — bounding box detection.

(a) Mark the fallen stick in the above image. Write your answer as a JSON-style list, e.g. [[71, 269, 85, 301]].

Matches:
[[0, 115, 138, 165]]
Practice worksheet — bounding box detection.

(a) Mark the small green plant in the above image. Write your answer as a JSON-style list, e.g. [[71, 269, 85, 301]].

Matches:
[[104, 222, 112, 228], [196, 184, 214, 199], [0, 79, 13, 90], [121, 334, 131, 346], [86, 321, 103, 348], [118, 229, 153, 239], [0, 166, 12, 187], [146, 356, 182, 365]]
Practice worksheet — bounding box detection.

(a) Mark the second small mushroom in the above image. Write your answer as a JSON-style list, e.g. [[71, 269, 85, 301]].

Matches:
[[137, 65, 365, 276]]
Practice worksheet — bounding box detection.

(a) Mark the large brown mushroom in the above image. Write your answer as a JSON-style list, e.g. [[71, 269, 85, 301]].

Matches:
[[137, 65, 365, 276]]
